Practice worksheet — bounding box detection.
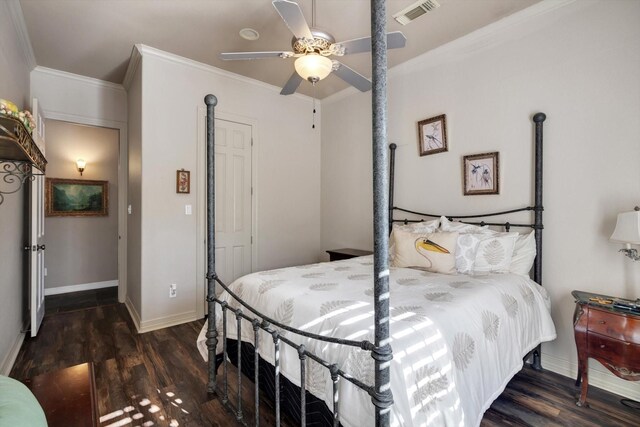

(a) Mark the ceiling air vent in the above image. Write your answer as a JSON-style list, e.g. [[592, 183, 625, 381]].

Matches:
[[393, 0, 441, 25]]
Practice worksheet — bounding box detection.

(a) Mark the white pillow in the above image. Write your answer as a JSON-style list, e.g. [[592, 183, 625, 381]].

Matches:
[[509, 231, 537, 276], [440, 216, 490, 234], [454, 233, 482, 274], [392, 229, 458, 274], [473, 232, 518, 273], [389, 219, 439, 261]]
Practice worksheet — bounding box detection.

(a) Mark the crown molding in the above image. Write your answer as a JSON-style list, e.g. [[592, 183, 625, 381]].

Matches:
[[128, 44, 313, 103], [323, 0, 576, 106], [32, 66, 126, 92], [122, 45, 142, 90], [6, 0, 37, 71]]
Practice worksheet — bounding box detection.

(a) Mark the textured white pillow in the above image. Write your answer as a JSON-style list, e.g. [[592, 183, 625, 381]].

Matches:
[[473, 232, 518, 273], [509, 231, 537, 276], [392, 229, 458, 274], [440, 216, 490, 234], [454, 233, 482, 274], [389, 219, 439, 261]]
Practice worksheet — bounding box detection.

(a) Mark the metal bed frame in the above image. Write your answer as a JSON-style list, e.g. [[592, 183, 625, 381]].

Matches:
[[202, 1, 547, 425], [388, 111, 547, 371]]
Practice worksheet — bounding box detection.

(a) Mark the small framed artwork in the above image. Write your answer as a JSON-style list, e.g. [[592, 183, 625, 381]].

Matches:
[[463, 152, 500, 195], [46, 178, 108, 216], [176, 169, 190, 194], [417, 114, 447, 156]]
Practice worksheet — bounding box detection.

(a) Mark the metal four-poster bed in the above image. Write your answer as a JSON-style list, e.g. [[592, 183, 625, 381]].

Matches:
[[202, 1, 549, 425]]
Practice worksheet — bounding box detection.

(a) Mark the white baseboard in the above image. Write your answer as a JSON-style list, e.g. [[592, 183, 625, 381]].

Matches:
[[138, 311, 198, 334], [124, 296, 142, 332], [124, 297, 196, 334], [0, 331, 25, 376], [542, 352, 640, 401], [45, 280, 118, 296]]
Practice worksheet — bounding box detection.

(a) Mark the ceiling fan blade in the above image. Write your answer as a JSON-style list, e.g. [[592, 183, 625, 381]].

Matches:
[[272, 0, 313, 40], [334, 31, 407, 55], [332, 61, 372, 92], [280, 72, 304, 95], [219, 51, 294, 60]]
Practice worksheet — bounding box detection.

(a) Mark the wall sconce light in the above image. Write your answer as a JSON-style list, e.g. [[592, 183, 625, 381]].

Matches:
[[76, 159, 86, 176], [610, 206, 640, 261]]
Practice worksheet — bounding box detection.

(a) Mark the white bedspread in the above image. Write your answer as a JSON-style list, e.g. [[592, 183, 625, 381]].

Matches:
[[197, 255, 556, 427]]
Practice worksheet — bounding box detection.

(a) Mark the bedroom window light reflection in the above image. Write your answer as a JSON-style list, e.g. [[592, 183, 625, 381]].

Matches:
[[339, 311, 374, 326], [299, 301, 368, 330]]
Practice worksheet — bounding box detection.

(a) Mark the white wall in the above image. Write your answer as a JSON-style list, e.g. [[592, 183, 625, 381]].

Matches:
[[44, 120, 119, 290], [125, 46, 321, 331], [0, 0, 33, 375], [321, 0, 640, 399]]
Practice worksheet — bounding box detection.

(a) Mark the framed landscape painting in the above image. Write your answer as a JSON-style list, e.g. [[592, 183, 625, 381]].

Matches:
[[46, 178, 108, 216]]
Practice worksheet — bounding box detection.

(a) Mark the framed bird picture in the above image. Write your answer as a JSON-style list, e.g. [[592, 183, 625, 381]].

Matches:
[[417, 114, 447, 156], [463, 152, 500, 195]]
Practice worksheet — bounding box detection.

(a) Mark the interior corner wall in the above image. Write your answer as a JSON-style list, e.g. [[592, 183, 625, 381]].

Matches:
[[126, 59, 143, 323], [131, 48, 321, 330], [321, 0, 640, 399], [0, 0, 31, 374], [43, 120, 119, 290]]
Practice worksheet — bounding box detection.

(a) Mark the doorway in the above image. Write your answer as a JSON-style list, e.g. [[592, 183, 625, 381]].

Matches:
[[41, 120, 121, 304]]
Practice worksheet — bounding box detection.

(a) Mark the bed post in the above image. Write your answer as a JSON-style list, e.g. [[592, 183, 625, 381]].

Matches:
[[388, 143, 397, 230], [205, 94, 219, 393], [370, 0, 394, 425], [532, 112, 545, 286], [532, 111, 546, 371]]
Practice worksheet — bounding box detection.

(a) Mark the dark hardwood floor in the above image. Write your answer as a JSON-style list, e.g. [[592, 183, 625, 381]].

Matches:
[[10, 301, 639, 426], [45, 286, 118, 315]]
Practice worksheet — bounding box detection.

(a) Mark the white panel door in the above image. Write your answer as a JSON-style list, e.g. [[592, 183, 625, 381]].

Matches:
[[29, 173, 45, 337], [214, 119, 252, 286]]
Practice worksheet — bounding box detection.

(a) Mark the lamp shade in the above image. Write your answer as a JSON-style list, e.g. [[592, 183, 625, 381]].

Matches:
[[610, 209, 640, 245], [76, 159, 86, 169], [294, 54, 333, 82]]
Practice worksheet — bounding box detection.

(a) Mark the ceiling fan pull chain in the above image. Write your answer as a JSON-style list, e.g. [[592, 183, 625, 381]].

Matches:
[[312, 82, 317, 129]]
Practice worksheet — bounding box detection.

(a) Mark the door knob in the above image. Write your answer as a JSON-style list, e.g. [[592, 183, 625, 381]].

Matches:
[[37, 244, 46, 251]]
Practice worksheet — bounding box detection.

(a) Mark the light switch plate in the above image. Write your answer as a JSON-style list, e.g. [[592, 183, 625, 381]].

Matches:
[[185, 204, 192, 215]]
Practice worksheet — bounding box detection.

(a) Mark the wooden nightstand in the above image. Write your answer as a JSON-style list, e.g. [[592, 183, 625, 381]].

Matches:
[[326, 248, 373, 261], [572, 290, 640, 407]]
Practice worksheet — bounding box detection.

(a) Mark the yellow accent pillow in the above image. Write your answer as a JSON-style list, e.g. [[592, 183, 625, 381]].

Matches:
[[392, 229, 458, 274]]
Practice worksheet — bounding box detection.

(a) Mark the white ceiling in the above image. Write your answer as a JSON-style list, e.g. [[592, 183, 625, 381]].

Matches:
[[19, 0, 540, 99]]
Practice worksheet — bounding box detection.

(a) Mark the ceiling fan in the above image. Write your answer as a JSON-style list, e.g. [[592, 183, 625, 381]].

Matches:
[[219, 0, 407, 95]]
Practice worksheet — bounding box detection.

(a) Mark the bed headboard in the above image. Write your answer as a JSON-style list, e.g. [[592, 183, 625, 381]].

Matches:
[[388, 113, 547, 285]]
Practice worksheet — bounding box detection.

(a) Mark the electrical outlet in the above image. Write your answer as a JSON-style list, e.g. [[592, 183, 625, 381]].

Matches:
[[169, 283, 177, 298]]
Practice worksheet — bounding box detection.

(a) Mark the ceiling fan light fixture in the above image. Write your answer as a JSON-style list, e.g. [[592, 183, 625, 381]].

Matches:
[[294, 54, 332, 82]]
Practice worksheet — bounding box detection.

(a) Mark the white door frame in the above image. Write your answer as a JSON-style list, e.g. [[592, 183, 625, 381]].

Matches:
[[41, 111, 128, 303], [196, 109, 258, 318], [28, 174, 45, 337]]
